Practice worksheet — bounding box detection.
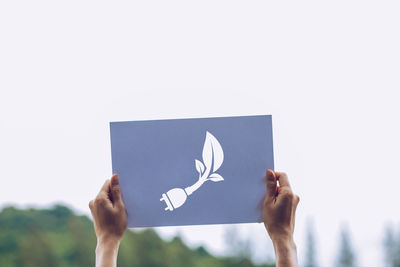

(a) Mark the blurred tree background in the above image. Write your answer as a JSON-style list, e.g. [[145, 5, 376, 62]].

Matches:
[[304, 218, 318, 267], [384, 224, 400, 267], [3, 205, 400, 267], [335, 225, 357, 267], [0, 205, 275, 267]]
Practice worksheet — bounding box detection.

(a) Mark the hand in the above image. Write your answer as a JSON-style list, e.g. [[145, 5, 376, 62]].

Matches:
[[263, 170, 299, 267], [89, 174, 127, 267]]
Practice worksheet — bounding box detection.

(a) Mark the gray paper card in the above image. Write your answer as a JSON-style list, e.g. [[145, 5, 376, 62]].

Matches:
[[110, 115, 274, 228]]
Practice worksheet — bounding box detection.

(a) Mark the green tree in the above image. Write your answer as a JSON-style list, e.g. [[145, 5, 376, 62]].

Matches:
[[65, 216, 96, 266], [336, 225, 356, 267], [16, 227, 60, 267], [304, 218, 318, 267], [0, 205, 276, 267], [223, 225, 252, 265], [384, 224, 400, 267]]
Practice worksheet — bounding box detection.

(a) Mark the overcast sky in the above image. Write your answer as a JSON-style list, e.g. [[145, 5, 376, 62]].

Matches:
[[1, 1, 400, 266]]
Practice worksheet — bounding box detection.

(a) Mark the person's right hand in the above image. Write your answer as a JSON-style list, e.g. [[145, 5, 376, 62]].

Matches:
[[263, 170, 300, 267]]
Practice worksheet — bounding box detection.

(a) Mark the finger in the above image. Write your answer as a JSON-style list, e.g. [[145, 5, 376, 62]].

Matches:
[[265, 169, 278, 200], [110, 174, 123, 207], [292, 195, 300, 227], [294, 195, 300, 209], [276, 172, 291, 188], [89, 200, 94, 215], [89, 200, 94, 218], [99, 179, 111, 195], [94, 192, 113, 210]]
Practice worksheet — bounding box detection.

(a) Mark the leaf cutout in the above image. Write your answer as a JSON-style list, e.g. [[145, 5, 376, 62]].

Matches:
[[202, 132, 213, 171], [209, 132, 224, 172], [208, 173, 224, 182], [195, 159, 205, 175], [202, 131, 224, 173]]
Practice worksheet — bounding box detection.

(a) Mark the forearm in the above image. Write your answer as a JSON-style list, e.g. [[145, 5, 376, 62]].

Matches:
[[95, 238, 120, 267], [272, 237, 298, 267]]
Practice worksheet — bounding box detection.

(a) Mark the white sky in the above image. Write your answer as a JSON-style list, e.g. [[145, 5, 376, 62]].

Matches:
[[1, 1, 399, 266]]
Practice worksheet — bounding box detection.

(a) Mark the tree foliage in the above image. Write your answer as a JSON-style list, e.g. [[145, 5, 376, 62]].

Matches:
[[304, 218, 318, 267], [336, 225, 356, 267], [384, 224, 400, 267], [0, 205, 275, 267]]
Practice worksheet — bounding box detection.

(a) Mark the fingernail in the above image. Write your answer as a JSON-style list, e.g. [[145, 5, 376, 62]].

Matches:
[[111, 174, 119, 185]]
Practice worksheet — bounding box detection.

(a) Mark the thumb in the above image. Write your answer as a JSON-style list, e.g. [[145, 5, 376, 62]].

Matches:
[[265, 169, 277, 200], [110, 174, 123, 207]]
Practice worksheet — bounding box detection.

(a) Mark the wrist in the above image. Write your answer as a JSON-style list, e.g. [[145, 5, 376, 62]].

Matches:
[[96, 237, 120, 267], [96, 236, 121, 252], [271, 235, 295, 248], [272, 236, 298, 266]]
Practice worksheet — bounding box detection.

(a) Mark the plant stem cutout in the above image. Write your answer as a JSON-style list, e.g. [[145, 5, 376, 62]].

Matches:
[[160, 131, 225, 211]]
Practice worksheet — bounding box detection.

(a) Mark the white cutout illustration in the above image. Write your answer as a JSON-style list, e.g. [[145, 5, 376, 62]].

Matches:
[[160, 131, 224, 211]]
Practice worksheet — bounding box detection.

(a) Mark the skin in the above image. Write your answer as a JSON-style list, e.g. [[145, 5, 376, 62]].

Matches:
[[263, 169, 300, 267], [89, 174, 127, 267], [89, 170, 299, 267]]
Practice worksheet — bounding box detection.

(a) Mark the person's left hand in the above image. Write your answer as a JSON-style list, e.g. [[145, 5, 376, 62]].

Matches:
[[89, 174, 127, 245]]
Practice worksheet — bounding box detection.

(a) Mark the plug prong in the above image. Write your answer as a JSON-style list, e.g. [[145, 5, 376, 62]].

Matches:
[[160, 193, 173, 211]]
